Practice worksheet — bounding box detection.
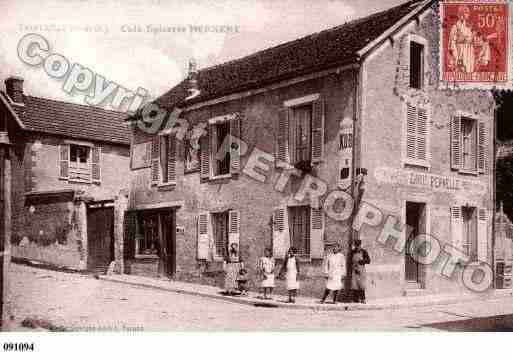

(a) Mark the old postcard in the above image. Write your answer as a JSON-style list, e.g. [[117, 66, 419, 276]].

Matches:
[[1, 0, 513, 356]]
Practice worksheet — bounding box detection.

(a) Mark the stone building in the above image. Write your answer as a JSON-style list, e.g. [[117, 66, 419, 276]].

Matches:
[[0, 76, 131, 273], [124, 0, 494, 298]]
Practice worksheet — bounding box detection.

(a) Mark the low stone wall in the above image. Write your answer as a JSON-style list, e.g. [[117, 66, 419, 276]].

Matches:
[[12, 241, 84, 270]]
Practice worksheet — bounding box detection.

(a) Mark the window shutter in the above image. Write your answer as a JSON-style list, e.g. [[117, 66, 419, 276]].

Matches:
[[272, 207, 290, 258], [230, 114, 241, 174], [228, 210, 240, 260], [451, 116, 461, 170], [150, 136, 160, 186], [167, 135, 176, 184], [310, 207, 324, 259], [450, 206, 463, 258], [478, 121, 487, 174], [200, 125, 210, 180], [276, 108, 290, 167], [59, 144, 70, 179], [197, 212, 211, 260], [406, 104, 417, 160], [477, 208, 488, 262], [91, 145, 101, 184], [311, 98, 325, 164], [417, 107, 428, 161]]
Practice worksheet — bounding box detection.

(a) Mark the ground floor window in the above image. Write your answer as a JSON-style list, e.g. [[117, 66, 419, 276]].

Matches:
[[212, 212, 229, 258], [289, 206, 310, 257], [462, 206, 478, 261], [138, 213, 159, 256]]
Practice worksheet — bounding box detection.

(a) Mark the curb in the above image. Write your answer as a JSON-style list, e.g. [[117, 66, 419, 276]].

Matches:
[[99, 275, 513, 312]]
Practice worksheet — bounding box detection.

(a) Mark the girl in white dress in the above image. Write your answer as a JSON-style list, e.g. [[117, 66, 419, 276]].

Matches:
[[321, 244, 345, 304], [258, 248, 275, 299], [279, 247, 300, 303]]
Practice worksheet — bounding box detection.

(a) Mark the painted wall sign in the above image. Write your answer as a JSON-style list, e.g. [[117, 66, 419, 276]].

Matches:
[[374, 166, 487, 195], [338, 117, 353, 190]]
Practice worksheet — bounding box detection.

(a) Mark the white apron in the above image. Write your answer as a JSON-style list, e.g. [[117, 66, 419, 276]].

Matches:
[[325, 252, 345, 290], [286, 257, 300, 290]]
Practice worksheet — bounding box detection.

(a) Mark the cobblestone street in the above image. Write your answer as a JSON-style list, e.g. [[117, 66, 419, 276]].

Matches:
[[4, 263, 513, 331]]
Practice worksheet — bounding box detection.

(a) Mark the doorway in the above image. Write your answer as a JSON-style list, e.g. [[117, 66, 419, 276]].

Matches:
[[87, 204, 114, 273], [405, 202, 427, 285], [159, 211, 176, 277]]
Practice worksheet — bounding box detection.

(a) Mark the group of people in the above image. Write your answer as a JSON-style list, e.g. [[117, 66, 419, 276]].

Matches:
[[222, 240, 370, 304]]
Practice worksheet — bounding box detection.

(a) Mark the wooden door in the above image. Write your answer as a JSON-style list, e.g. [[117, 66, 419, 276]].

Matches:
[[87, 206, 114, 273], [159, 211, 176, 277]]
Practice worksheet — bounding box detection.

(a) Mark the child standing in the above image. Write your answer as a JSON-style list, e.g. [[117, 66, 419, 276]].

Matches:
[[258, 248, 275, 299], [279, 247, 300, 303], [236, 268, 249, 296]]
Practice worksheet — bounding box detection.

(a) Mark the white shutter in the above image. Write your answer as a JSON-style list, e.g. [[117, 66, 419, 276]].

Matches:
[[228, 210, 240, 260], [477, 208, 488, 262], [406, 103, 417, 160], [150, 136, 160, 186], [417, 107, 428, 161], [197, 212, 211, 260], [59, 144, 70, 179], [276, 108, 290, 167], [91, 145, 101, 184], [167, 135, 176, 184], [200, 125, 210, 180], [310, 207, 324, 259], [478, 121, 487, 174], [273, 207, 290, 258], [230, 115, 241, 174], [451, 206, 463, 252], [451, 115, 461, 170], [311, 98, 325, 164]]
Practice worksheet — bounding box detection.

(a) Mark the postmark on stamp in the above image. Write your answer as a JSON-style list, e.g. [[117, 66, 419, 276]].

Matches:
[[440, 0, 510, 89]]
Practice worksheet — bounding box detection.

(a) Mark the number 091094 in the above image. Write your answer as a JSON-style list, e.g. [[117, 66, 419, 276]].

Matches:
[[3, 342, 35, 351]]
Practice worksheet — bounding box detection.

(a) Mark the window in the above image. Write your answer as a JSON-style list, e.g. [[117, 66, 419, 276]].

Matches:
[[69, 144, 91, 182], [405, 103, 429, 166], [410, 41, 424, 89], [288, 206, 311, 257], [290, 105, 312, 168], [212, 212, 229, 258], [462, 206, 478, 261], [212, 121, 231, 177], [139, 213, 159, 256], [149, 135, 176, 186], [461, 117, 477, 171]]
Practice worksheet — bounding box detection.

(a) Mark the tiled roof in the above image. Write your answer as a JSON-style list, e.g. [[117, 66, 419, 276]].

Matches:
[[153, 0, 428, 111], [3, 92, 130, 145]]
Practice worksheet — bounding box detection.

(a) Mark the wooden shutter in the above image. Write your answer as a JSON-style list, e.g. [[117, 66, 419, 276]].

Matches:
[[230, 115, 241, 174], [451, 206, 463, 254], [477, 208, 488, 262], [417, 107, 428, 161], [478, 121, 487, 174], [406, 104, 416, 160], [167, 135, 176, 184], [91, 145, 101, 184], [451, 116, 461, 170], [273, 207, 290, 258], [276, 108, 290, 167], [310, 207, 324, 259], [150, 136, 160, 186], [197, 212, 211, 260], [200, 125, 210, 180], [59, 144, 70, 179], [311, 98, 325, 164], [228, 210, 240, 260]]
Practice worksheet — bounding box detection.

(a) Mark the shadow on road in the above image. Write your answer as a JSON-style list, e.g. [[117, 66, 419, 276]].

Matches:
[[419, 314, 513, 331]]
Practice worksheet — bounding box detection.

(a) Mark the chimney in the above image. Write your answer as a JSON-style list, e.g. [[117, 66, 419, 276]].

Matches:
[[185, 59, 200, 100], [5, 76, 24, 104]]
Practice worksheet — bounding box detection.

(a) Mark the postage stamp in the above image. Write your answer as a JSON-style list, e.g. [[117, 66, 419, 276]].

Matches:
[[440, 0, 510, 89]]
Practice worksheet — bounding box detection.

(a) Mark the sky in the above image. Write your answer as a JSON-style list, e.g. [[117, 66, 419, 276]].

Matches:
[[0, 0, 406, 111]]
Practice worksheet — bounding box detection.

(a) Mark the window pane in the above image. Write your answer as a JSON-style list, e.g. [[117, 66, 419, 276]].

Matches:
[[289, 206, 310, 257], [461, 118, 477, 171], [161, 136, 169, 182], [410, 42, 424, 89], [213, 212, 228, 258], [293, 105, 312, 165], [214, 122, 230, 176]]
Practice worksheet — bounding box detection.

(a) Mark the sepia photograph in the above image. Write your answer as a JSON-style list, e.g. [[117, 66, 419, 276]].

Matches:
[[1, 0, 513, 356]]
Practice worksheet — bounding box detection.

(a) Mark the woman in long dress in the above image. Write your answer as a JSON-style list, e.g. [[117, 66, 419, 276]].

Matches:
[[223, 243, 243, 295], [279, 247, 300, 303], [258, 248, 275, 299], [321, 244, 345, 304]]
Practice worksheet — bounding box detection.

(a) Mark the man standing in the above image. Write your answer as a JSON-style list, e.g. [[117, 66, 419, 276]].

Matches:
[[351, 239, 370, 303], [320, 244, 345, 304]]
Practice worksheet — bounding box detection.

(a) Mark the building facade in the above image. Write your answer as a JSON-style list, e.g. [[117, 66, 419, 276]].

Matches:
[[0, 76, 131, 273], [124, 0, 494, 299]]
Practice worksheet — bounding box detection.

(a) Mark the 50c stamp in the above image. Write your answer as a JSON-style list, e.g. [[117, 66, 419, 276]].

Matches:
[[440, 1, 509, 87]]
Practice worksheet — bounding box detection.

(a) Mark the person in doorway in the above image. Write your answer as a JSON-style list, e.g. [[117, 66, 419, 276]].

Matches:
[[350, 239, 370, 303], [321, 244, 345, 304], [279, 247, 301, 303], [223, 243, 243, 296], [258, 248, 276, 300]]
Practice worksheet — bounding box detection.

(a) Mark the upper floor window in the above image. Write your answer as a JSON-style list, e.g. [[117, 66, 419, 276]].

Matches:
[[150, 134, 176, 186], [451, 114, 487, 174], [212, 121, 231, 177], [59, 142, 101, 184], [410, 41, 425, 89], [290, 105, 312, 169]]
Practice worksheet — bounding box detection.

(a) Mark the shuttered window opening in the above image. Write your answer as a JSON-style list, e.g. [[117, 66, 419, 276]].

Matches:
[[276, 97, 324, 170], [409, 41, 424, 89], [59, 143, 101, 184], [159, 135, 176, 185], [451, 115, 487, 174], [462, 206, 478, 261], [405, 103, 429, 166], [213, 212, 229, 259], [289, 206, 310, 257], [451, 205, 488, 263]]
